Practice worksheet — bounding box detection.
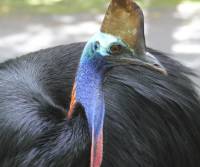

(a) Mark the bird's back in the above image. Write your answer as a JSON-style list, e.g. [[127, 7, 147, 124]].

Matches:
[[0, 43, 90, 167], [0, 43, 200, 167]]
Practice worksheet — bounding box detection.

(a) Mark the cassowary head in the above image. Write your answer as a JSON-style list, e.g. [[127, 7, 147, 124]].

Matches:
[[80, 32, 128, 61], [68, 0, 167, 167], [79, 31, 167, 75]]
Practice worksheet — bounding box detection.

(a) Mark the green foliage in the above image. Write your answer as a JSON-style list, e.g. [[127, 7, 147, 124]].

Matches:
[[0, 0, 199, 15], [0, 0, 111, 15]]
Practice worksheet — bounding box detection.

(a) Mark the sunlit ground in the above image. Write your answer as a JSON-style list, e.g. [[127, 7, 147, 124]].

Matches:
[[0, 1, 199, 84]]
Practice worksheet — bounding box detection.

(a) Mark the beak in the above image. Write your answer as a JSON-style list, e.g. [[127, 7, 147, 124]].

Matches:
[[105, 51, 168, 75]]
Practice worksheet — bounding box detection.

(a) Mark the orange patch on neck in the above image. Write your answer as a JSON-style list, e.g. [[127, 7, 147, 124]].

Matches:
[[67, 84, 76, 119]]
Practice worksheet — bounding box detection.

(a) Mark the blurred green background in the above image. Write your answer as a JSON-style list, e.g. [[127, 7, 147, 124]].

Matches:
[[0, 0, 199, 15], [0, 0, 199, 82]]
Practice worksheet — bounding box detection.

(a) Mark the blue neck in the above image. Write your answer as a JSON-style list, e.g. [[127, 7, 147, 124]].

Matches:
[[75, 58, 105, 137]]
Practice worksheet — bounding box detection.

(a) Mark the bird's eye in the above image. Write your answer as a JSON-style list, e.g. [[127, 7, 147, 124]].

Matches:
[[109, 44, 123, 54], [94, 41, 100, 51]]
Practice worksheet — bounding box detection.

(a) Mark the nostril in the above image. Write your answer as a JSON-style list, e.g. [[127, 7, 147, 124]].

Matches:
[[94, 41, 100, 51], [154, 64, 160, 67]]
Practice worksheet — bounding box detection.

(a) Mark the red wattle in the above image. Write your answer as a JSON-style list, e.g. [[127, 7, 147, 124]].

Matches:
[[90, 131, 103, 167]]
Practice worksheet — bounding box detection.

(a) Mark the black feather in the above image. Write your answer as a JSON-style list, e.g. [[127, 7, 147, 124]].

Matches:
[[0, 43, 200, 167]]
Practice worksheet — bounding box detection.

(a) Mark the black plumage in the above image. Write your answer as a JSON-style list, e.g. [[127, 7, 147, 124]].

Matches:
[[0, 43, 200, 167]]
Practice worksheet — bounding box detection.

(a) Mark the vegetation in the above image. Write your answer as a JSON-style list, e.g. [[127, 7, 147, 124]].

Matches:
[[0, 0, 199, 15]]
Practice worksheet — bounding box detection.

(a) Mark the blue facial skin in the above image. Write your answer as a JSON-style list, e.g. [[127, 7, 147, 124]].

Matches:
[[80, 32, 128, 64], [74, 32, 128, 138]]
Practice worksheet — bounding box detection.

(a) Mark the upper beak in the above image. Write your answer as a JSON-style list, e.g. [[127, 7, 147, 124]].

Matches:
[[105, 51, 168, 75]]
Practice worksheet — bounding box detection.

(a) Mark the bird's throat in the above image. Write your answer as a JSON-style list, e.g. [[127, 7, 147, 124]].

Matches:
[[68, 58, 105, 167]]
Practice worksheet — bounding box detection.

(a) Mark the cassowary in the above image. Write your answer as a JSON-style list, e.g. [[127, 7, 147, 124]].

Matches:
[[0, 0, 200, 167]]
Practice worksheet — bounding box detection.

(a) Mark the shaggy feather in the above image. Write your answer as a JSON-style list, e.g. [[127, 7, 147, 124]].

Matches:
[[0, 43, 200, 167]]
